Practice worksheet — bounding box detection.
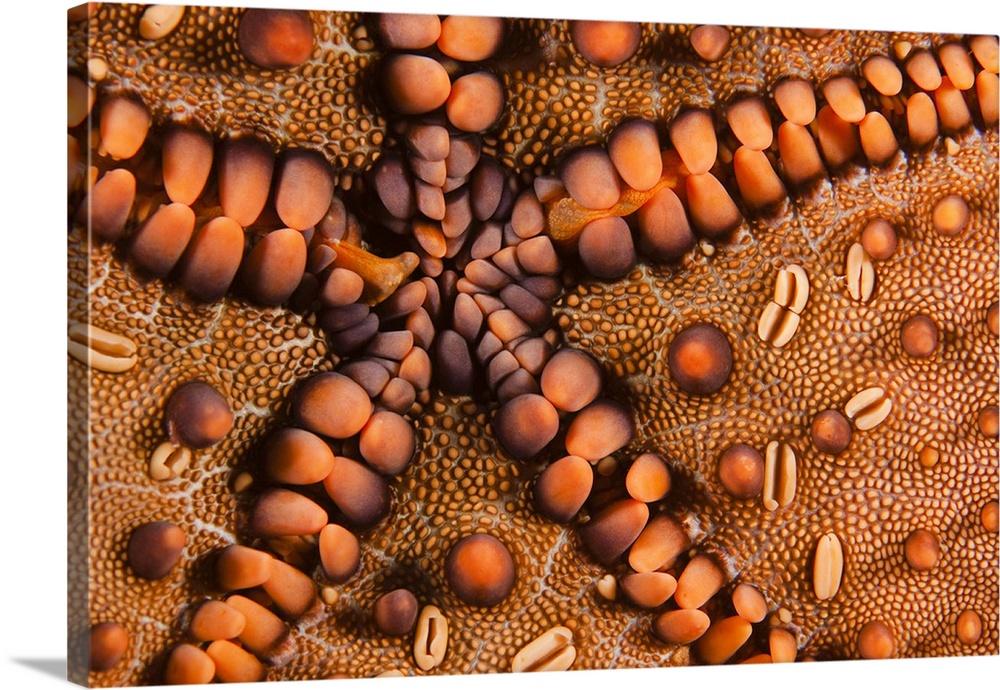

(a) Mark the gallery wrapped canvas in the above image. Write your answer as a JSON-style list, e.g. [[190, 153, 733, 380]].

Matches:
[[66, 1, 998, 686]]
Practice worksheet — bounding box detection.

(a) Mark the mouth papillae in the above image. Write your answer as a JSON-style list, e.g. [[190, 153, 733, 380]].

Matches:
[[67, 5, 998, 685]]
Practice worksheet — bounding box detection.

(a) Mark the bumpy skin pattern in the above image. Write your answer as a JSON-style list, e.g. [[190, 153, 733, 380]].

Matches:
[[67, 5, 997, 686]]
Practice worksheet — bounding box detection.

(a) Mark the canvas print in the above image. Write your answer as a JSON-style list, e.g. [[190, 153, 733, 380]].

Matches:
[[66, 2, 998, 686]]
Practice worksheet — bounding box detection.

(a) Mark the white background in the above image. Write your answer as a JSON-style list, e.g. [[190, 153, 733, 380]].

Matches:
[[2, 0, 997, 688]]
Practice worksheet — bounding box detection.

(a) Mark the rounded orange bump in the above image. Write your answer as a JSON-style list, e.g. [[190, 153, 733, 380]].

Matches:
[[166, 380, 233, 449], [697, 616, 753, 665], [732, 583, 768, 623], [162, 126, 214, 206], [733, 146, 786, 209], [127, 521, 185, 580], [727, 97, 773, 150], [377, 13, 441, 50], [261, 557, 317, 618], [242, 227, 307, 306], [904, 529, 941, 572], [675, 553, 726, 609], [637, 185, 695, 261], [215, 545, 274, 591], [863, 55, 903, 96], [382, 54, 451, 115], [981, 500, 999, 532], [978, 405, 999, 438], [517, 235, 561, 275], [219, 137, 274, 227], [190, 601, 246, 642], [938, 43, 975, 90], [323, 456, 392, 529], [816, 105, 860, 168], [67, 73, 94, 127], [294, 372, 372, 439], [560, 146, 621, 210], [79, 169, 136, 243], [900, 314, 939, 358], [570, 20, 641, 67], [777, 121, 826, 187], [578, 216, 637, 280], [164, 644, 215, 684], [859, 111, 899, 164], [511, 190, 545, 239], [445, 534, 516, 607], [653, 609, 710, 645], [493, 393, 559, 460], [858, 621, 895, 659], [319, 524, 360, 583], [447, 71, 504, 132], [374, 589, 419, 636], [238, 8, 314, 69], [176, 216, 245, 302], [956, 610, 982, 645], [130, 202, 196, 278], [906, 92, 939, 148], [276, 149, 334, 231], [438, 15, 505, 61], [608, 118, 662, 191], [565, 399, 634, 462], [668, 323, 733, 395], [579, 499, 649, 565], [540, 348, 602, 412], [861, 218, 897, 260], [205, 639, 265, 683], [769, 628, 798, 663], [906, 49, 943, 91], [686, 172, 742, 238], [89, 622, 128, 671], [976, 71, 999, 127], [934, 77, 972, 132], [261, 427, 336, 485], [628, 514, 691, 573], [690, 25, 730, 62], [359, 409, 416, 475], [625, 453, 671, 503], [932, 195, 969, 236], [534, 455, 593, 523], [822, 77, 866, 123], [619, 572, 677, 608], [811, 410, 852, 456], [249, 489, 327, 537], [669, 109, 717, 175], [970, 35, 999, 73], [718, 444, 765, 498], [774, 78, 816, 125], [100, 97, 150, 160]]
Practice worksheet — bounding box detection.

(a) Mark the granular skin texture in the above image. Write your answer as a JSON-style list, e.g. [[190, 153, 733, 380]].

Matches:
[[67, 6, 998, 685]]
